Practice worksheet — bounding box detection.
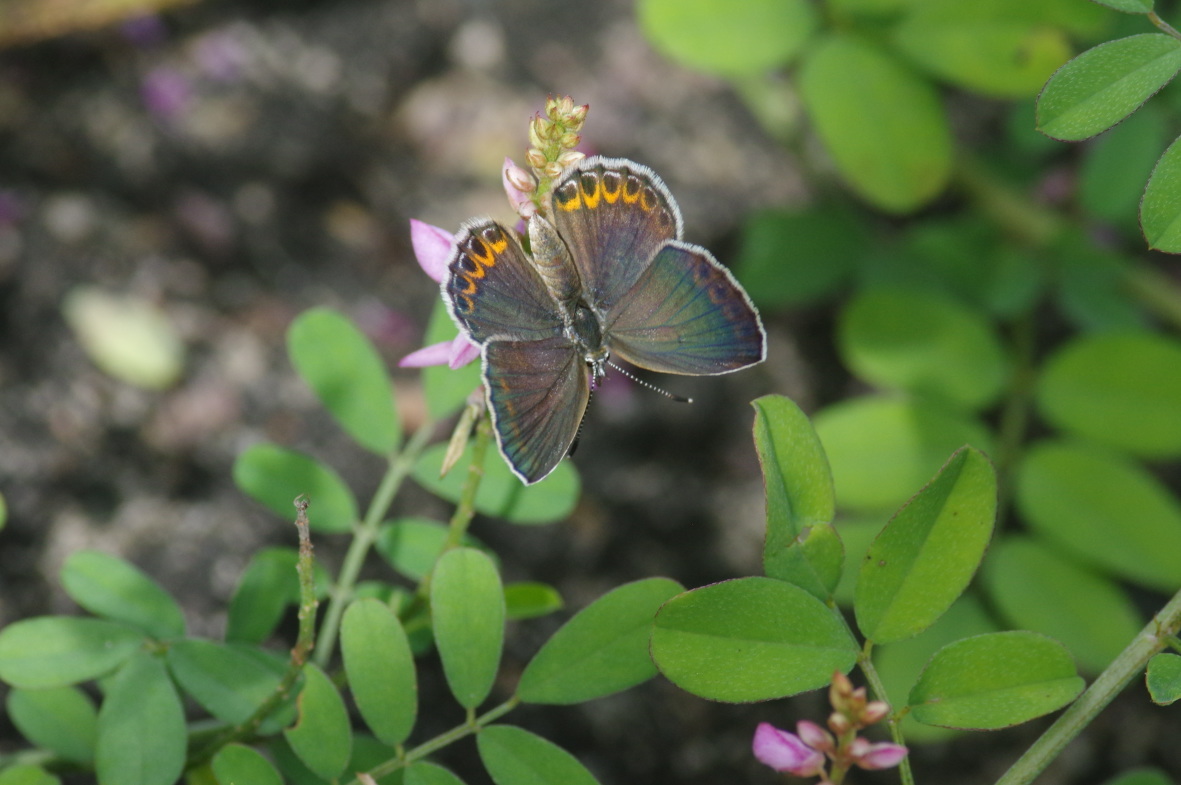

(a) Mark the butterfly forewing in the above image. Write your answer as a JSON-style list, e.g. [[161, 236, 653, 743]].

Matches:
[[551, 157, 681, 316], [483, 337, 589, 484], [608, 241, 766, 375], [444, 219, 565, 344]]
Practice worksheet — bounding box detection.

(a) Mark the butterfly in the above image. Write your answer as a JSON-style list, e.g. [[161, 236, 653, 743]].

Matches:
[[443, 156, 766, 484]]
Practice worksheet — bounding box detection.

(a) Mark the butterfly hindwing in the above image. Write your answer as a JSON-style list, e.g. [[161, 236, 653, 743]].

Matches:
[[551, 157, 680, 315], [483, 337, 589, 484], [607, 240, 766, 375], [444, 219, 564, 344]]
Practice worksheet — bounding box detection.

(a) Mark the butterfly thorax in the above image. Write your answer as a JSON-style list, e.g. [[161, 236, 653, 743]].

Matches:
[[568, 300, 609, 382]]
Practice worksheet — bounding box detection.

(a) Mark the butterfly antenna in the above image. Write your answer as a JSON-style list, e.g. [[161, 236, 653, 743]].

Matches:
[[606, 361, 692, 403], [568, 386, 594, 457]]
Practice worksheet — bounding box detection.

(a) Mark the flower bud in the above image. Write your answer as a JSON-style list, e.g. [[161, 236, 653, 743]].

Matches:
[[569, 103, 589, 128], [556, 94, 574, 116], [828, 711, 851, 736], [796, 720, 834, 752], [528, 118, 547, 150], [559, 131, 580, 149], [525, 148, 547, 170], [555, 150, 585, 168], [862, 701, 891, 726], [542, 160, 564, 179]]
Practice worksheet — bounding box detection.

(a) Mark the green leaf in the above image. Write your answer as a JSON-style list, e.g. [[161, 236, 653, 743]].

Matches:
[[893, 9, 1070, 98], [423, 299, 481, 419], [0, 766, 60, 785], [414, 442, 579, 525], [505, 582, 563, 621], [212, 744, 284, 785], [0, 617, 144, 689], [234, 443, 358, 533], [800, 34, 952, 212], [478, 725, 600, 785], [62, 286, 184, 390], [832, 517, 883, 606], [431, 548, 505, 709], [517, 578, 682, 704], [60, 550, 185, 640], [651, 577, 858, 702], [1091, 0, 1153, 12], [406, 761, 468, 785], [983, 536, 1141, 673], [1147, 653, 1181, 705], [908, 631, 1084, 729], [376, 517, 483, 581], [341, 599, 417, 746], [1081, 104, 1166, 226], [226, 548, 299, 645], [751, 395, 841, 598], [839, 288, 1008, 410], [166, 639, 292, 731], [733, 207, 865, 308], [637, 0, 816, 77], [1141, 132, 1181, 251], [1037, 34, 1181, 141], [0, 492, 7, 531], [284, 663, 352, 781], [1102, 769, 1175, 785], [288, 307, 400, 454], [814, 395, 994, 513], [855, 447, 996, 644], [96, 652, 186, 785], [1052, 237, 1146, 331], [1037, 331, 1181, 456], [7, 686, 97, 765], [873, 594, 997, 742], [1017, 440, 1181, 591]]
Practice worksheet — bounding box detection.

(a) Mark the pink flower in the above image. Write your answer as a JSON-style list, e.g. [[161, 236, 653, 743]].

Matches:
[[502, 157, 537, 218], [848, 738, 908, 771], [752, 723, 825, 777], [397, 219, 479, 369]]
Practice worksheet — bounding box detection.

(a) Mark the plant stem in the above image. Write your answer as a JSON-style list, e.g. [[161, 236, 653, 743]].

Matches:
[[996, 586, 1181, 785], [1149, 11, 1181, 40], [347, 697, 521, 784], [857, 639, 915, 785], [313, 421, 436, 668]]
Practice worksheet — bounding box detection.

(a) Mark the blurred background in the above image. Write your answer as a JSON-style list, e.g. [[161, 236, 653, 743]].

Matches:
[[3, 0, 1181, 783]]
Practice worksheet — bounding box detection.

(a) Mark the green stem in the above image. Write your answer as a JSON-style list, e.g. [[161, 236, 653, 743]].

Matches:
[[996, 586, 1181, 785], [313, 421, 436, 668], [856, 639, 915, 785], [1124, 265, 1181, 332], [1149, 11, 1181, 40], [346, 697, 521, 785]]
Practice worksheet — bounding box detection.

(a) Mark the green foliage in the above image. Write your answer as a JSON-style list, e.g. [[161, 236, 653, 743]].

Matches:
[[60, 550, 185, 640], [478, 725, 601, 785], [342, 599, 417, 746], [431, 548, 505, 709], [6, 687, 97, 765], [1146, 653, 1181, 704], [234, 444, 358, 533], [95, 652, 186, 785], [283, 663, 352, 780]]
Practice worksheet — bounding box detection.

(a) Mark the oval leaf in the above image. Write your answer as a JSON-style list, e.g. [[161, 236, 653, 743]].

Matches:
[[1016, 440, 1181, 591], [406, 761, 468, 785], [1146, 653, 1181, 705], [288, 307, 400, 454], [342, 599, 417, 746], [96, 652, 186, 785], [1037, 34, 1181, 140], [414, 443, 579, 525], [908, 631, 1084, 729], [651, 577, 858, 702], [0, 617, 144, 689], [0, 766, 60, 785], [478, 725, 600, 785], [226, 548, 299, 645], [505, 582, 563, 621], [7, 686, 97, 765], [212, 744, 284, 785], [839, 288, 1007, 410], [637, 0, 816, 76], [166, 639, 292, 731], [60, 550, 185, 639], [983, 536, 1142, 672], [815, 395, 994, 513], [1037, 331, 1181, 456], [752, 395, 841, 598], [855, 447, 996, 644], [800, 34, 952, 212], [517, 578, 682, 704], [376, 517, 482, 581], [234, 443, 358, 533], [284, 662, 352, 781], [1141, 133, 1181, 251], [431, 548, 505, 709]]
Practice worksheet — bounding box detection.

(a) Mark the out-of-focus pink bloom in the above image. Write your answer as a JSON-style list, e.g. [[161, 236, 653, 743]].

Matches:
[[409, 219, 454, 283], [502, 157, 536, 218], [752, 723, 825, 777], [796, 720, 834, 752], [398, 219, 479, 369], [849, 738, 908, 771], [141, 67, 193, 120]]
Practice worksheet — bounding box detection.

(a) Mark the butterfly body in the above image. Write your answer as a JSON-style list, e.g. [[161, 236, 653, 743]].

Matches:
[[444, 156, 765, 485]]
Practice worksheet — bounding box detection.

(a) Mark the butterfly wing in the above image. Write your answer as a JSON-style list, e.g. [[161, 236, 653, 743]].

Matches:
[[483, 337, 589, 484], [606, 240, 766, 375], [444, 219, 564, 343], [550, 157, 680, 315]]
